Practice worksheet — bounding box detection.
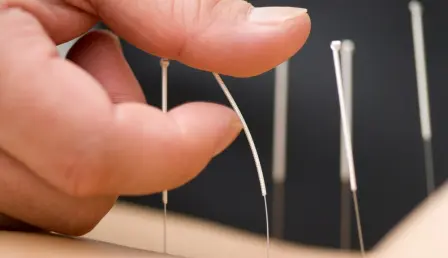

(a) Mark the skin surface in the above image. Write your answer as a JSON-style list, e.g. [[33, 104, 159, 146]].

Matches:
[[0, 203, 359, 258], [0, 0, 311, 236], [1, 181, 447, 258], [372, 180, 448, 258]]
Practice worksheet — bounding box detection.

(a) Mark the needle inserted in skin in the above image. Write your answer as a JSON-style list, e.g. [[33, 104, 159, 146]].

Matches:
[[409, 0, 435, 195], [272, 61, 289, 239], [331, 41, 365, 257], [160, 58, 170, 254], [340, 40, 355, 250], [212, 73, 270, 258]]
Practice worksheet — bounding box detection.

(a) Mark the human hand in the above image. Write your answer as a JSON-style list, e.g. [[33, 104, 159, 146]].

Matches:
[[0, 0, 311, 236]]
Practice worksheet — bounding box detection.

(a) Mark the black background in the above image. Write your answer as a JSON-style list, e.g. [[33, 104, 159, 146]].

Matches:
[[101, 0, 448, 251]]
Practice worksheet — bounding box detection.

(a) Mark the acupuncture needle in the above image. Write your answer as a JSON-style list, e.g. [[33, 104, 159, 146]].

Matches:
[[272, 61, 290, 239], [331, 41, 366, 257], [339, 40, 355, 250], [160, 58, 170, 254], [409, 0, 435, 195], [212, 73, 270, 258]]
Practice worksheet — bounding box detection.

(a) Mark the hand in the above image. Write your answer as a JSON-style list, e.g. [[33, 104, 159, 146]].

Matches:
[[0, 0, 311, 236]]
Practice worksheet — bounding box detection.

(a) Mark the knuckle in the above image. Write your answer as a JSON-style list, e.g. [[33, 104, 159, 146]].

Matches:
[[0, 8, 58, 66], [1, 7, 36, 23], [0, 8, 48, 44]]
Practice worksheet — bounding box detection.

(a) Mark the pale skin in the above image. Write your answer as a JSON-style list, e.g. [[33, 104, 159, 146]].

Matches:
[[86, 182, 448, 258], [1, 181, 448, 258]]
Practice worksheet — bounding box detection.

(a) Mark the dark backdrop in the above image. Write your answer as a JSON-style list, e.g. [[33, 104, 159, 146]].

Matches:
[[100, 0, 448, 251]]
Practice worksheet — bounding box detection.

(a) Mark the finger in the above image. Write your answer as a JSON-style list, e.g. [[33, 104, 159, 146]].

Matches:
[[0, 8, 241, 197], [5, 0, 98, 43], [0, 7, 115, 196], [99, 101, 242, 196], [67, 30, 146, 104], [74, 0, 311, 77], [66, 30, 243, 196], [0, 149, 116, 236], [7, 0, 311, 77], [0, 15, 116, 235]]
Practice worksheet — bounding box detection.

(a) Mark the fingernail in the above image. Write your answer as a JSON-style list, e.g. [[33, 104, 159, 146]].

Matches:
[[213, 118, 243, 157], [97, 30, 123, 52], [248, 7, 308, 25], [110, 32, 123, 51]]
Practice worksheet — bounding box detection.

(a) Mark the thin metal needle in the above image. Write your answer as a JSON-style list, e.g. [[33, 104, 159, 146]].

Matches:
[[212, 73, 270, 258], [272, 61, 290, 239], [160, 58, 170, 254], [409, 0, 435, 195], [331, 41, 366, 257], [340, 40, 355, 250]]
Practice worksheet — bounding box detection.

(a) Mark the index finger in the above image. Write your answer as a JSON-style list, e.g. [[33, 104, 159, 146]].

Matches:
[[74, 0, 312, 77], [7, 0, 311, 77]]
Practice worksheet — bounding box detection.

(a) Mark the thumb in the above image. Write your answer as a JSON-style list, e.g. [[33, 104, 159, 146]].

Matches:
[[72, 0, 311, 77]]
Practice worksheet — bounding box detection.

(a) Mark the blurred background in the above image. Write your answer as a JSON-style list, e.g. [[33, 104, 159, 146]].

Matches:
[[59, 0, 448, 253]]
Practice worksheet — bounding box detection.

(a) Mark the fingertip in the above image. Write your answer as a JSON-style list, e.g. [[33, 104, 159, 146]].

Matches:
[[237, 11, 311, 77], [160, 102, 243, 188], [169, 102, 242, 157], [213, 118, 242, 157], [179, 9, 311, 77], [104, 102, 242, 195]]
